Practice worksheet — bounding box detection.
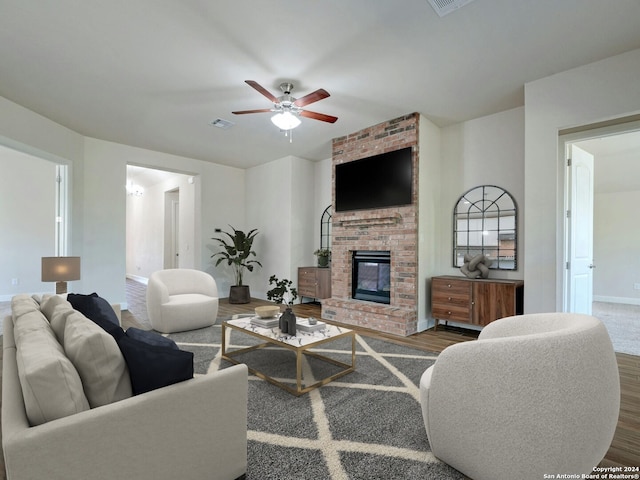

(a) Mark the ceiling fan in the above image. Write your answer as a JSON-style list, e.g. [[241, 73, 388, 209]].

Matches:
[[232, 80, 338, 131]]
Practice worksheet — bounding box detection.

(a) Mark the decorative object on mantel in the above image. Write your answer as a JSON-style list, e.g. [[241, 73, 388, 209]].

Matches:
[[460, 253, 492, 279], [314, 249, 331, 267], [210, 226, 262, 304]]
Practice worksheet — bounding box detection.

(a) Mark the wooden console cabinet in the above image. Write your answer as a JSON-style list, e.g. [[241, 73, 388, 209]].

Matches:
[[431, 275, 524, 330], [298, 267, 331, 301]]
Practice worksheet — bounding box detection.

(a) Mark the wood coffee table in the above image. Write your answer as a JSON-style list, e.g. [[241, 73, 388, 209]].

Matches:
[[221, 316, 355, 396]]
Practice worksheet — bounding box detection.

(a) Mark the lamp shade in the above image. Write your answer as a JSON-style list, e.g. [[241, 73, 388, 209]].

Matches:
[[41, 257, 81, 282], [271, 112, 301, 130]]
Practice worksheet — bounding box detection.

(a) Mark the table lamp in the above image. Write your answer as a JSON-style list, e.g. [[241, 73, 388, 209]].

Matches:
[[41, 256, 81, 294]]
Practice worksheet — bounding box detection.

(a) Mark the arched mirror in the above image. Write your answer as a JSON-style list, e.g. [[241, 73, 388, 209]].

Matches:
[[320, 205, 332, 250], [453, 185, 517, 270]]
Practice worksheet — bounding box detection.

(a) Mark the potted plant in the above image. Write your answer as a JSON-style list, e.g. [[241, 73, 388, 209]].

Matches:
[[314, 248, 331, 268], [211, 226, 262, 304], [266, 275, 298, 306]]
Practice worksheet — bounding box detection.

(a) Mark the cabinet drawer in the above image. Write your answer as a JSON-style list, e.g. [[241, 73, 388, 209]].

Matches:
[[432, 305, 471, 323], [431, 278, 469, 296], [432, 290, 470, 308]]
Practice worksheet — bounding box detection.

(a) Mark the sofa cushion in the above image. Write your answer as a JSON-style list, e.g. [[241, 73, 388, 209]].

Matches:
[[125, 327, 179, 349], [67, 292, 120, 324], [117, 336, 193, 395], [48, 300, 79, 344], [13, 309, 90, 426], [40, 294, 71, 322], [10, 294, 41, 321], [63, 311, 132, 407]]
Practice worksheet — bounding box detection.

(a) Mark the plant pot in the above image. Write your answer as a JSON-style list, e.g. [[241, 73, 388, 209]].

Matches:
[[229, 285, 251, 304], [317, 256, 329, 268]]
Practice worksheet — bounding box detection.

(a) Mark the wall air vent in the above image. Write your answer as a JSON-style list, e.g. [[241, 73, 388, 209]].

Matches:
[[210, 118, 235, 129], [427, 0, 477, 17]]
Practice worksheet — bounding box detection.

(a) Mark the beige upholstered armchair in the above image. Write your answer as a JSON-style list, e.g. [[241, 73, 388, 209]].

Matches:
[[146, 269, 219, 333], [420, 313, 620, 480]]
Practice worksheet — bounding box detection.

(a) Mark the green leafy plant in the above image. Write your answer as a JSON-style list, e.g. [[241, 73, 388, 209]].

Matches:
[[211, 226, 262, 286], [266, 275, 298, 305]]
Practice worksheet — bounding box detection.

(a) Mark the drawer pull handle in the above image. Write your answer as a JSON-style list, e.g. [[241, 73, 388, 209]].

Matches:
[[447, 284, 452, 288], [448, 297, 452, 301]]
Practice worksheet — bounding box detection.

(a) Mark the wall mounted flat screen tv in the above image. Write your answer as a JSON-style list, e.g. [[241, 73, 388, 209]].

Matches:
[[335, 146, 413, 212]]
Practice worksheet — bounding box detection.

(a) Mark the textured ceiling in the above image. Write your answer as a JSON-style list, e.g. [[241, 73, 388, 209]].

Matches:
[[1, 0, 640, 169]]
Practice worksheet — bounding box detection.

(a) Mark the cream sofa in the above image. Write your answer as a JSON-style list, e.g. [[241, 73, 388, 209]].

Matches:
[[2, 294, 248, 480], [420, 312, 620, 480]]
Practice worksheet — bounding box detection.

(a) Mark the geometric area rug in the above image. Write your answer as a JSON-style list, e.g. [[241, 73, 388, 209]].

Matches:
[[167, 321, 468, 480]]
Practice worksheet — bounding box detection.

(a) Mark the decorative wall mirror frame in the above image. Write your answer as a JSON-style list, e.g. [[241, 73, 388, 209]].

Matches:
[[453, 185, 517, 270]]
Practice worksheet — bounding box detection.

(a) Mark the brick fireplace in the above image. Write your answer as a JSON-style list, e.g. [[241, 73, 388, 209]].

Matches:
[[322, 113, 420, 336]]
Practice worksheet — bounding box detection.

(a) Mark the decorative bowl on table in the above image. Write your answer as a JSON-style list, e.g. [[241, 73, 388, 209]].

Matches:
[[255, 305, 280, 318]]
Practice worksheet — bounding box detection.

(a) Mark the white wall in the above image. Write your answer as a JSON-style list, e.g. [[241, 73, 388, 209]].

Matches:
[[594, 190, 640, 305], [524, 47, 640, 312], [0, 147, 57, 299], [313, 158, 333, 258], [418, 115, 442, 330], [245, 155, 316, 300], [81, 138, 128, 303], [439, 107, 525, 279]]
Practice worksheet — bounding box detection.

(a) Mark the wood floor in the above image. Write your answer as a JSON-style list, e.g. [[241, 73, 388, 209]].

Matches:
[[218, 298, 640, 469]]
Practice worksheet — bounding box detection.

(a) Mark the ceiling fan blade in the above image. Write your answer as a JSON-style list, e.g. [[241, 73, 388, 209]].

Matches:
[[300, 110, 338, 123], [294, 89, 330, 107], [232, 109, 272, 115], [244, 80, 278, 103]]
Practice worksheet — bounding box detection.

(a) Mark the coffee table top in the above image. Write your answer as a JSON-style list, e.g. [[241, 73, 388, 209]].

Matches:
[[225, 316, 352, 348]]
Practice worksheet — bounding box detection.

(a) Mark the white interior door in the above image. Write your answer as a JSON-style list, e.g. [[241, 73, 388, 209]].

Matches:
[[566, 144, 595, 314], [171, 199, 180, 268]]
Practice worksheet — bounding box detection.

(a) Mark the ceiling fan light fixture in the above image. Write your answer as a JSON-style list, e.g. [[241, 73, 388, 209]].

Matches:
[[271, 111, 301, 130]]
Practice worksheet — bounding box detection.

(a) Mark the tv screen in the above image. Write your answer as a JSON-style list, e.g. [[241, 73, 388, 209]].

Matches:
[[335, 146, 413, 212]]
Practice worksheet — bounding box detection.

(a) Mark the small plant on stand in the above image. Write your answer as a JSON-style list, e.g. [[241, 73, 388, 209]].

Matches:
[[314, 249, 331, 268]]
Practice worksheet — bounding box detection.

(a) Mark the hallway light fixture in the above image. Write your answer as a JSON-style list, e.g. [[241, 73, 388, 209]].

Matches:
[[126, 180, 144, 196]]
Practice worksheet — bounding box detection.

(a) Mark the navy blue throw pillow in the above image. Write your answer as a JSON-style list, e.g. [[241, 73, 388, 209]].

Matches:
[[116, 336, 194, 395], [125, 328, 179, 350], [67, 292, 124, 339]]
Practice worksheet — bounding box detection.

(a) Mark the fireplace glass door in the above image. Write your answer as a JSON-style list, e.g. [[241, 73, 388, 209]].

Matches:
[[352, 251, 391, 304]]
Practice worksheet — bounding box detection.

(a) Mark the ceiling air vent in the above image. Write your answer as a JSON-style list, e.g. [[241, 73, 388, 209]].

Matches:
[[210, 118, 235, 130], [427, 0, 477, 17]]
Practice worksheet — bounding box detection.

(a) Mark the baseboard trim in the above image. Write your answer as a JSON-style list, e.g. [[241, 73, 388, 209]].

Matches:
[[593, 295, 640, 306], [126, 274, 148, 285]]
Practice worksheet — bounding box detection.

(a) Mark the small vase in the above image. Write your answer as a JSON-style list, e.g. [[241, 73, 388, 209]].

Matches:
[[281, 307, 296, 336], [279, 308, 289, 333]]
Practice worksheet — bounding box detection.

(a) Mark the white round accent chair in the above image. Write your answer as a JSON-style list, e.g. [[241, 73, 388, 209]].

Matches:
[[420, 312, 620, 480], [146, 269, 219, 333]]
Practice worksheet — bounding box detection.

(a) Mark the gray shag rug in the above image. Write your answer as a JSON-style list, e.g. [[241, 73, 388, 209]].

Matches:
[[167, 321, 468, 480]]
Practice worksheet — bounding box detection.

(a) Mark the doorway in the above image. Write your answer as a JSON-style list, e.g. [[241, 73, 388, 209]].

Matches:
[[165, 189, 180, 269], [125, 165, 196, 281], [562, 121, 640, 355]]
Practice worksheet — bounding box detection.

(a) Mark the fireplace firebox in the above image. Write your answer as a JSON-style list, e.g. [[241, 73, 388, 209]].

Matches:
[[352, 251, 391, 304]]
